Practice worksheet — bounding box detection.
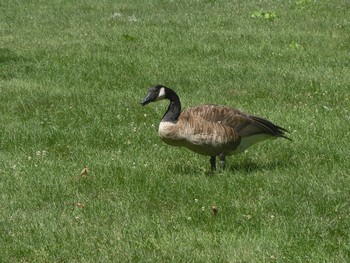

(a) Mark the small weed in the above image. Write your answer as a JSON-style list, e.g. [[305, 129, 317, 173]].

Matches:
[[296, 0, 312, 9], [251, 10, 278, 20], [289, 41, 303, 50], [122, 33, 137, 42]]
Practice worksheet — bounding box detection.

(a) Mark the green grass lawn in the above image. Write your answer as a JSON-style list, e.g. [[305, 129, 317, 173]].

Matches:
[[1, 0, 349, 262]]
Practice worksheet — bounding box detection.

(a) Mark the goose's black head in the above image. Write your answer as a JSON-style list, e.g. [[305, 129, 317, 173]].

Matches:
[[141, 85, 167, 106]]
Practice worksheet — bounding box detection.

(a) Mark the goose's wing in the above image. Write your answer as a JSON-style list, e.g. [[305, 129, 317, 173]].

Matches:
[[184, 105, 290, 139], [174, 105, 241, 155]]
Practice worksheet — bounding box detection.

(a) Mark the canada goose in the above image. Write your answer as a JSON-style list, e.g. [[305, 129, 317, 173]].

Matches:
[[141, 84, 291, 173]]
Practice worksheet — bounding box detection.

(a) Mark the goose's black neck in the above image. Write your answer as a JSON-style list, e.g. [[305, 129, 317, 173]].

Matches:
[[162, 88, 181, 123]]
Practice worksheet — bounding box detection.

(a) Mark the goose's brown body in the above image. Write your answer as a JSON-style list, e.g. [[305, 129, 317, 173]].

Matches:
[[141, 85, 290, 172], [158, 105, 282, 156]]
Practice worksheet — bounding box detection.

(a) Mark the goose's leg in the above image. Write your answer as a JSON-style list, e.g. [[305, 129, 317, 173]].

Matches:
[[219, 154, 226, 170], [210, 156, 216, 175]]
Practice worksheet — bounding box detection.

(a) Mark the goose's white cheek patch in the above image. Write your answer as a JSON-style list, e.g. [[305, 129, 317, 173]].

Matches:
[[156, 87, 166, 100]]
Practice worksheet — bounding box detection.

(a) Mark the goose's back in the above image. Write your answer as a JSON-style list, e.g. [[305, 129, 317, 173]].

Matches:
[[187, 105, 288, 138]]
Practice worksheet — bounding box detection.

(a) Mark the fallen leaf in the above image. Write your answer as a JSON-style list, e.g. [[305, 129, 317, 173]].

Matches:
[[211, 205, 218, 215], [73, 202, 85, 208], [80, 166, 89, 177]]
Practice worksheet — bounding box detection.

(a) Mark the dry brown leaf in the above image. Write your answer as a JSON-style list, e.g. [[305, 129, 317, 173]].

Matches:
[[211, 205, 218, 215], [80, 166, 89, 177], [74, 202, 85, 208]]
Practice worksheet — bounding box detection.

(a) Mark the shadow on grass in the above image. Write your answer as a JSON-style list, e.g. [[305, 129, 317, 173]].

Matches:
[[169, 158, 290, 176], [0, 48, 31, 80], [227, 159, 287, 174]]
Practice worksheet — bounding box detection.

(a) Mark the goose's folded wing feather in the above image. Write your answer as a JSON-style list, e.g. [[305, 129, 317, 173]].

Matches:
[[183, 105, 289, 139]]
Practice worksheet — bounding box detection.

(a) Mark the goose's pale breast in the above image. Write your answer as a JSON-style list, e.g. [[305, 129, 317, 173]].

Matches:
[[158, 120, 241, 156]]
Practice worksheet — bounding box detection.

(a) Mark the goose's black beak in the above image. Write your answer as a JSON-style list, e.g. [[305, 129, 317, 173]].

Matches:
[[141, 93, 155, 106]]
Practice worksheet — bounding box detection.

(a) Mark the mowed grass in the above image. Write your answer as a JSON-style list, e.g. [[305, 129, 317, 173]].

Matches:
[[1, 0, 349, 262]]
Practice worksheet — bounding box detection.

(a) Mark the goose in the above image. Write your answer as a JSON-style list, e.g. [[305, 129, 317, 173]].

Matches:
[[141, 84, 291, 173]]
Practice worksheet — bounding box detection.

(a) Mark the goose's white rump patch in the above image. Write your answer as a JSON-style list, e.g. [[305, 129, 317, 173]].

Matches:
[[231, 133, 273, 154]]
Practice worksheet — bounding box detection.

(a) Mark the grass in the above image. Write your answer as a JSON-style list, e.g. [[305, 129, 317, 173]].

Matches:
[[1, 0, 349, 262]]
